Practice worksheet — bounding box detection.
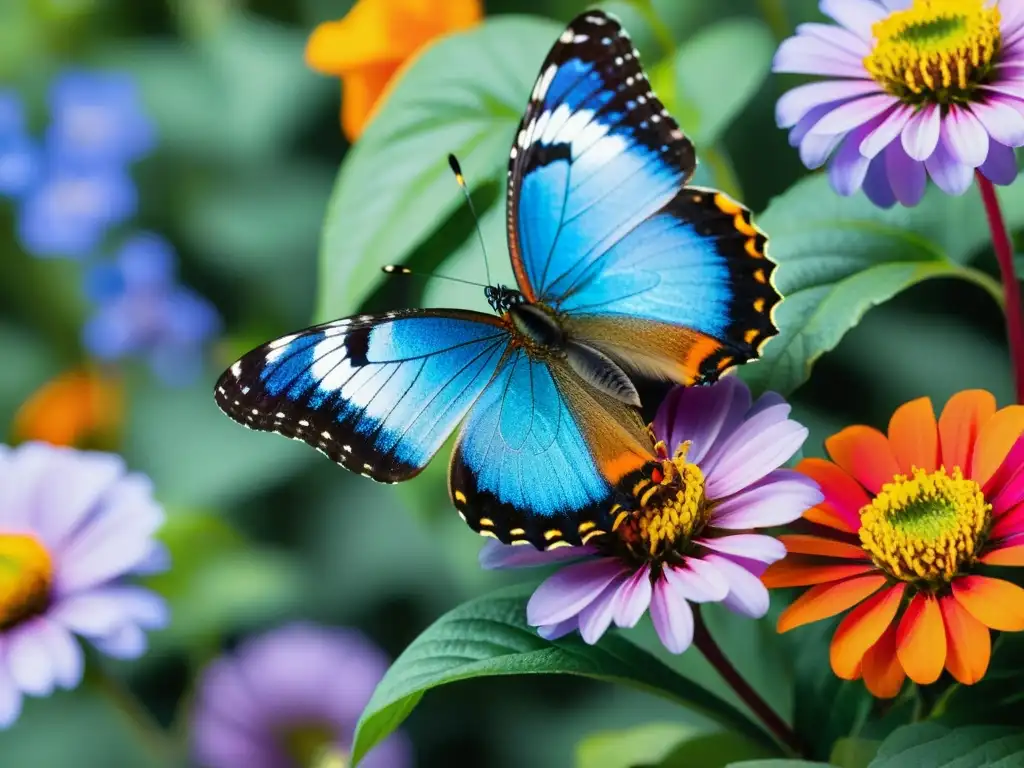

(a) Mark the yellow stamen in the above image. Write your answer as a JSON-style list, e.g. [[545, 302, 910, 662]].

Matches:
[[0, 534, 53, 629], [859, 467, 989, 586], [864, 0, 1001, 104]]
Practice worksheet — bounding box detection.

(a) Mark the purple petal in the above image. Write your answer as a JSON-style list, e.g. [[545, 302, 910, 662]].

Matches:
[[943, 106, 990, 167], [878, 0, 911, 9], [36, 620, 83, 690], [526, 559, 629, 627], [809, 93, 897, 136], [190, 715, 275, 768], [709, 470, 824, 529], [32, 449, 125, 550], [51, 586, 168, 637], [901, 105, 941, 160], [654, 378, 750, 465], [979, 141, 1020, 186], [795, 22, 872, 56], [820, 0, 888, 41], [704, 406, 809, 498], [610, 567, 653, 628], [972, 98, 1024, 146], [132, 540, 171, 576], [799, 131, 845, 169], [885, 141, 927, 207], [772, 37, 872, 78], [776, 80, 881, 128], [577, 578, 624, 644], [860, 104, 914, 158], [478, 540, 594, 570], [863, 153, 897, 208], [697, 534, 787, 564], [7, 620, 57, 696], [662, 559, 729, 603], [703, 554, 771, 619], [0, 443, 60, 532], [537, 617, 579, 641], [649, 576, 695, 654], [925, 138, 974, 196], [91, 624, 147, 659], [789, 102, 841, 147], [829, 121, 875, 195], [748, 390, 786, 418], [0, 641, 23, 729]]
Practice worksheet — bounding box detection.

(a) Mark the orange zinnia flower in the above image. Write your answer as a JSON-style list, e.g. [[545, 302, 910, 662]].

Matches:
[[12, 368, 122, 448], [305, 0, 482, 140], [764, 390, 1024, 698]]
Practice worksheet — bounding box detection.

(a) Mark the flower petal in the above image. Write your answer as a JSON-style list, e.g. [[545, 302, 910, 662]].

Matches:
[[0, 642, 23, 729], [664, 559, 729, 603], [704, 554, 770, 618], [971, 405, 1024, 487], [940, 594, 991, 685], [51, 586, 167, 638], [973, 98, 1024, 146], [478, 539, 594, 570], [779, 534, 870, 560], [92, 623, 148, 659], [860, 103, 914, 158], [887, 396, 938, 474], [862, 153, 897, 208], [796, 458, 868, 532], [861, 623, 905, 698], [610, 567, 653, 629], [896, 593, 946, 684], [825, 425, 900, 494], [36, 619, 82, 690], [830, 583, 905, 679], [776, 80, 881, 128], [650, 575, 695, 654], [809, 93, 898, 137], [800, 131, 846, 169], [885, 140, 927, 207], [901, 105, 941, 160], [654, 378, 750, 465], [7, 620, 57, 696], [944, 106, 990, 167], [991, 502, 1024, 540], [938, 389, 996, 473], [32, 449, 125, 550], [981, 542, 1024, 565], [762, 558, 875, 588], [820, 0, 888, 40], [709, 470, 823, 529], [526, 559, 629, 627], [925, 138, 976, 196], [577, 579, 622, 645], [537, 617, 579, 641], [986, 434, 1024, 508], [704, 408, 809, 498], [697, 534, 786, 564], [952, 575, 1024, 631], [978, 140, 1020, 185], [829, 120, 876, 195], [772, 37, 873, 78], [777, 573, 887, 633], [795, 22, 873, 56]]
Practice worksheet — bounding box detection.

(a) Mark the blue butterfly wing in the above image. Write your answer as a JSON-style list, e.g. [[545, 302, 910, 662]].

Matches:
[[214, 310, 508, 483], [449, 349, 655, 549], [508, 10, 780, 384]]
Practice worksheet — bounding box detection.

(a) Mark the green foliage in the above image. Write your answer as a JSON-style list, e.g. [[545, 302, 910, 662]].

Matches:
[[869, 724, 1024, 767]]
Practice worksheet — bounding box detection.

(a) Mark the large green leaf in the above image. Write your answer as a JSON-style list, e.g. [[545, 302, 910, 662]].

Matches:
[[869, 724, 1024, 767], [351, 584, 774, 765], [576, 723, 697, 768], [315, 17, 562, 322], [740, 175, 1010, 396]]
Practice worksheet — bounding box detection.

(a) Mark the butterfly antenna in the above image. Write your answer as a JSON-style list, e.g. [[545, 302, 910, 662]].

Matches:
[[381, 265, 487, 289], [447, 153, 493, 287]]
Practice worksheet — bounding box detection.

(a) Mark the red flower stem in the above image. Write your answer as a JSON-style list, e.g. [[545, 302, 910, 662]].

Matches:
[[977, 171, 1024, 404], [692, 606, 804, 757]]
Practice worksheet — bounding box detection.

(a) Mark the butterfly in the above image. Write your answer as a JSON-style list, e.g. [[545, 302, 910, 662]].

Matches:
[[213, 9, 781, 551]]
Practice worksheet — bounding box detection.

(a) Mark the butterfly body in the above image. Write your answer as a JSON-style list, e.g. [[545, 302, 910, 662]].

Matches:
[[214, 10, 781, 550]]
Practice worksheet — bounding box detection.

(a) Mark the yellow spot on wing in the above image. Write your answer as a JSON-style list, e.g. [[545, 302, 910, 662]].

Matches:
[[454, 490, 467, 503], [544, 529, 563, 541], [479, 517, 494, 527]]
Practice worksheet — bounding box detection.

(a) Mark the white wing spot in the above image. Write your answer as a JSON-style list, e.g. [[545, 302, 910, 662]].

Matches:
[[241, 386, 250, 395], [559, 29, 574, 43], [276, 412, 286, 418], [363, 463, 373, 470], [231, 361, 242, 378], [573, 34, 589, 43], [585, 14, 606, 24], [343, 444, 352, 452], [298, 420, 309, 427], [321, 430, 332, 440], [268, 334, 297, 349]]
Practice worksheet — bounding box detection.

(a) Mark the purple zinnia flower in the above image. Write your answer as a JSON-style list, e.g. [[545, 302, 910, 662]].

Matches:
[[191, 623, 412, 768], [774, 0, 1024, 207], [0, 90, 41, 198], [0, 442, 169, 728], [82, 233, 221, 386], [481, 378, 823, 653]]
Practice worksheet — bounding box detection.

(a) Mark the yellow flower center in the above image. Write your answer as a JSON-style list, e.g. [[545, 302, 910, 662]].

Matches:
[[282, 723, 347, 768], [864, 0, 1001, 104], [0, 534, 54, 629], [610, 441, 710, 565], [859, 467, 990, 587]]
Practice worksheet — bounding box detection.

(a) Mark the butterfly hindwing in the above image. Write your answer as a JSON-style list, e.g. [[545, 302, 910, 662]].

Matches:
[[449, 348, 655, 549], [214, 310, 509, 483]]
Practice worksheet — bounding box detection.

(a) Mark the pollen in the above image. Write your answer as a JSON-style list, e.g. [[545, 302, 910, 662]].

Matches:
[[864, 0, 1001, 104], [0, 534, 54, 630], [858, 466, 990, 587]]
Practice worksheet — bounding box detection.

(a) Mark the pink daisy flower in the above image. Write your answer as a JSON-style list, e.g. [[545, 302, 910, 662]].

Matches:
[[481, 378, 823, 653], [775, 0, 1024, 207]]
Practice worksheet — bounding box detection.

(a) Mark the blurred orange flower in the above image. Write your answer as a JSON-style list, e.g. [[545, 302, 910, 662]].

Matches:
[[12, 368, 122, 448], [305, 0, 482, 140], [764, 391, 1024, 698]]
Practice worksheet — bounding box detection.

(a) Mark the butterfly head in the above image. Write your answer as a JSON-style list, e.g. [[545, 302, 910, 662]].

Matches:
[[484, 284, 525, 314]]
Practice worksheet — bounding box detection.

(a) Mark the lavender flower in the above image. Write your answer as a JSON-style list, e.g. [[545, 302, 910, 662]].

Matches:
[[191, 623, 412, 768], [774, 0, 1024, 207], [482, 378, 822, 653], [0, 442, 169, 728]]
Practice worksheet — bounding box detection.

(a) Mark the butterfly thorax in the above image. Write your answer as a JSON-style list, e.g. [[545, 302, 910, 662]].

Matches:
[[507, 302, 566, 354]]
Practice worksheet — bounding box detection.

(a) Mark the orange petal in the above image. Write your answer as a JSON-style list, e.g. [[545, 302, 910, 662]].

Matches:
[[971, 405, 1024, 487], [762, 558, 875, 588], [825, 426, 901, 494], [895, 593, 946, 684], [341, 62, 401, 140], [888, 397, 938, 474], [796, 458, 868, 532], [12, 368, 122, 448], [939, 390, 996, 474], [777, 574, 887, 633], [980, 542, 1024, 566], [779, 534, 869, 561], [861, 623, 905, 698], [940, 594, 991, 685], [952, 575, 1024, 631], [830, 583, 905, 679], [804, 504, 856, 532]]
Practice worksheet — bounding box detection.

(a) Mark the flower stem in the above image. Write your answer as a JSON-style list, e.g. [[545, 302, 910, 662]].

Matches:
[[692, 606, 804, 757], [977, 172, 1024, 404]]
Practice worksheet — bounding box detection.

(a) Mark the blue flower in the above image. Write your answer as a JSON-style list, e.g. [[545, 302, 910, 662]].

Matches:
[[83, 233, 221, 386], [0, 90, 41, 198], [45, 70, 155, 168]]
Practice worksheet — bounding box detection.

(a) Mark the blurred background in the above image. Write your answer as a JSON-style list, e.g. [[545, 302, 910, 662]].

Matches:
[[0, 0, 1016, 765]]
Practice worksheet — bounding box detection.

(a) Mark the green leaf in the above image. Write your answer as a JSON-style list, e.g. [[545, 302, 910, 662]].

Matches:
[[869, 724, 1024, 767], [726, 762, 835, 768], [351, 584, 773, 765], [656, 731, 776, 767], [740, 175, 1007, 396], [315, 16, 562, 322], [830, 738, 880, 768], [576, 723, 697, 768]]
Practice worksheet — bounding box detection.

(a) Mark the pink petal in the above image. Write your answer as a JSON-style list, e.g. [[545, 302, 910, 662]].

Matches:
[[820, 0, 888, 41], [663, 559, 729, 603], [925, 138, 974, 196], [885, 141, 927, 207], [697, 534, 787, 564], [773, 37, 872, 78], [704, 406, 809, 498], [776, 80, 881, 128], [610, 567, 653, 629], [943, 106, 990, 167], [537, 617, 579, 641], [972, 98, 1024, 146], [654, 378, 750, 465], [991, 503, 1024, 540], [800, 131, 845, 169], [860, 103, 913, 158], [795, 23, 873, 55], [809, 93, 898, 136], [577, 580, 622, 644], [901, 104, 941, 160], [829, 120, 876, 195], [650, 575, 695, 654], [478, 539, 595, 570], [710, 470, 824, 529], [526, 559, 629, 627], [703, 554, 771, 619]]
